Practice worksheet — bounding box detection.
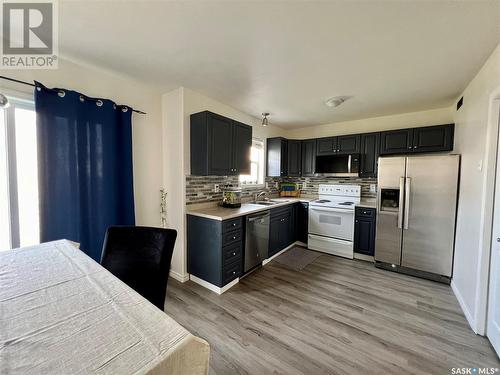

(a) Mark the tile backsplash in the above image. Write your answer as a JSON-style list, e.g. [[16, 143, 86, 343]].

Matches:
[[186, 176, 281, 205], [186, 175, 377, 205]]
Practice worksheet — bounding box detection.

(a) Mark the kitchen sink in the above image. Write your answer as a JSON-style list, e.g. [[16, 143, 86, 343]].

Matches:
[[251, 199, 290, 206]]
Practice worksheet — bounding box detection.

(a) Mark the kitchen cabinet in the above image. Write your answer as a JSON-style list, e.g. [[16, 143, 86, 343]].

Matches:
[[187, 215, 243, 287], [301, 139, 316, 176], [269, 206, 294, 257], [190, 111, 252, 175], [316, 137, 337, 155], [287, 140, 302, 177], [354, 207, 376, 256], [412, 124, 454, 153], [336, 134, 360, 154], [295, 202, 309, 244], [267, 137, 288, 177], [359, 132, 380, 177], [380, 124, 454, 155], [380, 129, 413, 155]]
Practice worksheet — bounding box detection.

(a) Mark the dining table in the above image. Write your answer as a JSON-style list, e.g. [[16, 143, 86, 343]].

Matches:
[[0, 239, 210, 374]]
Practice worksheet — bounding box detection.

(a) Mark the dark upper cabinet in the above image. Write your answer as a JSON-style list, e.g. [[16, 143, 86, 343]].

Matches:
[[359, 132, 380, 178], [412, 124, 454, 153], [354, 207, 376, 256], [380, 124, 454, 155], [267, 137, 288, 177], [301, 139, 316, 176], [232, 121, 252, 175], [190, 111, 252, 175], [379, 129, 414, 155], [316, 137, 337, 155], [287, 140, 302, 177], [336, 134, 360, 154]]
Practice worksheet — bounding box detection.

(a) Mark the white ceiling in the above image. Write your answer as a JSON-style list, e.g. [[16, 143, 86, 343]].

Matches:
[[59, 1, 500, 128]]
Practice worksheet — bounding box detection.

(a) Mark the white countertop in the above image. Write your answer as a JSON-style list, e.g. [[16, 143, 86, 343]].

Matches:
[[186, 197, 315, 221], [186, 196, 377, 221]]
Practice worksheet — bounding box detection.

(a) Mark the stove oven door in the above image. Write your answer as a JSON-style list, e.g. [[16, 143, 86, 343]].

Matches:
[[308, 206, 354, 241]]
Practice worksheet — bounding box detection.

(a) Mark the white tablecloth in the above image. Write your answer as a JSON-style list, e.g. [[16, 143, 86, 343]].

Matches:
[[0, 240, 209, 374]]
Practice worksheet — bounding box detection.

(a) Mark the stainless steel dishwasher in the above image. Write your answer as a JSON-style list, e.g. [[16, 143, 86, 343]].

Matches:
[[244, 210, 270, 273]]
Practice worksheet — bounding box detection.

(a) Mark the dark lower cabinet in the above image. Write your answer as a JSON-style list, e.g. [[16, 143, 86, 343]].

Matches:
[[287, 140, 302, 176], [360, 132, 380, 177], [295, 202, 309, 243], [269, 206, 294, 257], [354, 207, 376, 256], [267, 137, 288, 177], [187, 215, 243, 287]]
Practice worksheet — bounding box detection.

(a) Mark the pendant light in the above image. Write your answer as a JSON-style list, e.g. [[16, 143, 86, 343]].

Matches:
[[261, 112, 270, 127]]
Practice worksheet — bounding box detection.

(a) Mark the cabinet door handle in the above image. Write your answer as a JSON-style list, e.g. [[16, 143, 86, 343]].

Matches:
[[408, 146, 412, 149], [232, 236, 236, 240], [232, 271, 236, 275], [232, 223, 236, 227], [232, 252, 236, 256]]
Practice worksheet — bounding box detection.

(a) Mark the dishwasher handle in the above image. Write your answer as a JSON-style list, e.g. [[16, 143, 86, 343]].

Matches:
[[247, 212, 270, 222]]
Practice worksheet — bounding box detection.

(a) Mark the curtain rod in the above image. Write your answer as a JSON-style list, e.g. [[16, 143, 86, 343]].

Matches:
[[0, 75, 147, 115]]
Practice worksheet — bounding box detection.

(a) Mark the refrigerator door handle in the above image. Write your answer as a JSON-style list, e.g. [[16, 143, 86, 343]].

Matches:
[[398, 177, 405, 229], [404, 177, 411, 230]]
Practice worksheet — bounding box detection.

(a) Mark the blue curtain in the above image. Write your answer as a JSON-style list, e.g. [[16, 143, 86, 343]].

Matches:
[[35, 82, 135, 261]]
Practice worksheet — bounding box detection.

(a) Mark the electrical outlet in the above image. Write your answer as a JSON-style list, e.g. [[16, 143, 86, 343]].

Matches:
[[275, 182, 279, 189], [370, 184, 376, 193], [214, 184, 220, 193], [265, 182, 269, 189]]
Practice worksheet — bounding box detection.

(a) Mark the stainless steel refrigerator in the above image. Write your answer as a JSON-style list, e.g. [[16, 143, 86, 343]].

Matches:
[[375, 154, 460, 282]]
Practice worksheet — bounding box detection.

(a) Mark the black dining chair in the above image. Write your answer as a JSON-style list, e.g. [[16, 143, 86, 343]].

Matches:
[[100, 226, 177, 310]]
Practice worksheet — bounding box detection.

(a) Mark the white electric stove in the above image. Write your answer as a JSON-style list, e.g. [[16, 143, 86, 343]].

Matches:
[[308, 184, 361, 259]]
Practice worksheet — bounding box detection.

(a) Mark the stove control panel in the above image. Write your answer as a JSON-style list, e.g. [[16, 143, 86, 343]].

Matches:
[[318, 184, 361, 197]]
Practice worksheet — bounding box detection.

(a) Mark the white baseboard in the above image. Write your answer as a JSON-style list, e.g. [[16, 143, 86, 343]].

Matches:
[[190, 275, 239, 294], [169, 270, 189, 283], [451, 279, 477, 334], [262, 242, 296, 265]]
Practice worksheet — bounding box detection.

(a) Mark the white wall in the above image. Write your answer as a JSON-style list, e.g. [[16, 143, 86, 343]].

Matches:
[[0, 58, 164, 227], [285, 107, 454, 139], [451, 43, 500, 334], [162, 87, 285, 280]]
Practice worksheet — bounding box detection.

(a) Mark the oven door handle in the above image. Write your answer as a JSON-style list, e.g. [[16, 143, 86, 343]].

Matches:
[[309, 207, 352, 214]]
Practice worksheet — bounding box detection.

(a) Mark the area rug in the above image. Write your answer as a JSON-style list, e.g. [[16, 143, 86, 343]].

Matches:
[[273, 246, 322, 271]]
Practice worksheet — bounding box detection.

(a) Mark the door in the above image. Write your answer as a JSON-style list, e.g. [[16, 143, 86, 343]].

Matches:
[[316, 137, 336, 155], [359, 132, 380, 177], [287, 140, 302, 176], [488, 107, 500, 354], [308, 206, 354, 241], [296, 202, 309, 243], [207, 113, 233, 175], [412, 124, 454, 153], [354, 217, 375, 255], [266, 138, 286, 177], [336, 134, 360, 154], [401, 155, 459, 276], [232, 121, 252, 175], [301, 140, 316, 176], [374, 157, 406, 265], [380, 129, 413, 155]]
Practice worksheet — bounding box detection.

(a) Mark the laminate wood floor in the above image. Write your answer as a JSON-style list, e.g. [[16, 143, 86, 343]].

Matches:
[[165, 251, 499, 375]]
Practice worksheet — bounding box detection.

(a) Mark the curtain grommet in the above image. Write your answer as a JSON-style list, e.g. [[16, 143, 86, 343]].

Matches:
[[58, 90, 65, 98], [36, 86, 42, 92], [96, 100, 103, 107], [122, 107, 128, 113], [113, 104, 117, 110], [79, 95, 85, 102]]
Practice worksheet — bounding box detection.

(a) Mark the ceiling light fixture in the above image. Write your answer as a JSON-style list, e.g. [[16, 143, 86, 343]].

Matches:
[[325, 96, 351, 108], [261, 112, 270, 127]]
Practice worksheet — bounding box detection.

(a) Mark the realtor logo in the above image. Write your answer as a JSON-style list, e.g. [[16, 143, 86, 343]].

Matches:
[[1, 0, 58, 69]]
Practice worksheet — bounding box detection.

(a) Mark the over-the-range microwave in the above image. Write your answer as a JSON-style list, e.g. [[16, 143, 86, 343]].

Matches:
[[315, 154, 360, 177]]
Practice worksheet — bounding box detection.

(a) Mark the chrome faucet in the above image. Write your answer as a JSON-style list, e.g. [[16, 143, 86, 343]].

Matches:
[[254, 191, 268, 202]]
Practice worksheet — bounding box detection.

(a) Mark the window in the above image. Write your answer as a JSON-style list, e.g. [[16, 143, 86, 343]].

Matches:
[[239, 138, 265, 187], [0, 92, 39, 250]]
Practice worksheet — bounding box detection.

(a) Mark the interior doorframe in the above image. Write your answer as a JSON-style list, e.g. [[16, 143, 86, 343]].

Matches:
[[476, 90, 500, 335]]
